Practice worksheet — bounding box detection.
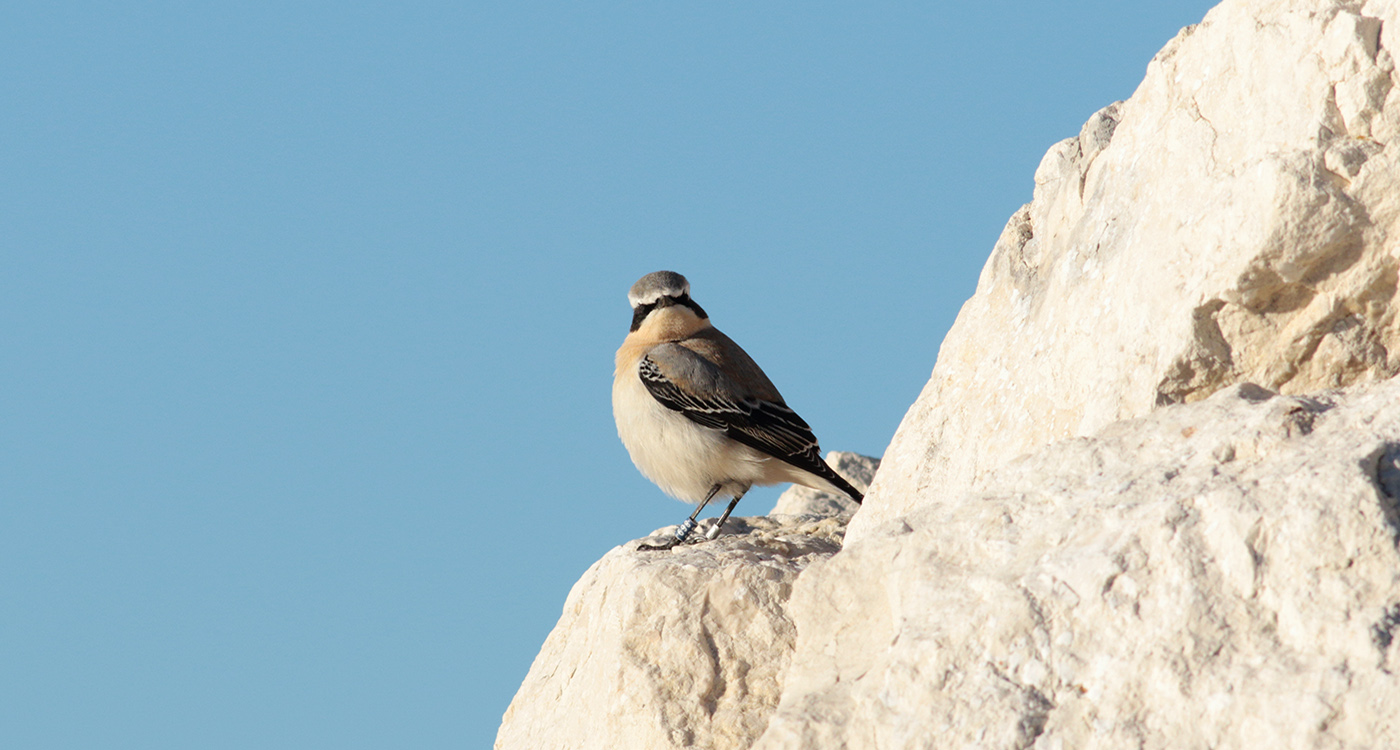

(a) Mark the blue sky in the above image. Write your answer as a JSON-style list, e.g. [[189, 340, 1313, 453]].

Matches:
[[2, 2, 1217, 747]]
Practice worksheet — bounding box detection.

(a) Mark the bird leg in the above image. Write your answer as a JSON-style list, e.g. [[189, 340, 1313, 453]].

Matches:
[[704, 487, 748, 540], [638, 483, 722, 551]]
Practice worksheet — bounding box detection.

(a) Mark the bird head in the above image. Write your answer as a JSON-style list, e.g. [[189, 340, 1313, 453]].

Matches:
[[628, 271, 709, 333]]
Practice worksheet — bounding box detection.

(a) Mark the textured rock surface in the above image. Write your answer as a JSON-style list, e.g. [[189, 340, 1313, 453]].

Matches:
[[757, 378, 1400, 749], [494, 455, 872, 750], [494, 516, 843, 750], [859, 0, 1400, 536], [503, 1, 1400, 748]]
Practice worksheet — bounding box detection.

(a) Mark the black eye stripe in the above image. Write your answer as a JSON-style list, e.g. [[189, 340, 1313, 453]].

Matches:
[[629, 293, 708, 331], [680, 294, 707, 320]]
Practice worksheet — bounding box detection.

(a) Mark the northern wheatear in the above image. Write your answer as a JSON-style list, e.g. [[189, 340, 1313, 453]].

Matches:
[[613, 271, 863, 550]]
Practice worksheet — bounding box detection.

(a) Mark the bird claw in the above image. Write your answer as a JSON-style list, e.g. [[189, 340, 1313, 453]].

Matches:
[[638, 525, 719, 551]]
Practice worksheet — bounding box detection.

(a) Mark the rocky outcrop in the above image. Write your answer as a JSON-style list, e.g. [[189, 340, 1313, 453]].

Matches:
[[494, 454, 876, 750], [757, 378, 1400, 749], [765, 2, 1400, 744], [500, 0, 1400, 747], [494, 516, 840, 750], [858, 0, 1400, 536]]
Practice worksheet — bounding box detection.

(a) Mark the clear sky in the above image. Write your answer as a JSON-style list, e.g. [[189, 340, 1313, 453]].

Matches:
[[2, 2, 1218, 747]]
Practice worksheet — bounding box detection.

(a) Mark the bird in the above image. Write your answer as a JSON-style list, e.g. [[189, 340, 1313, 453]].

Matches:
[[612, 270, 863, 550]]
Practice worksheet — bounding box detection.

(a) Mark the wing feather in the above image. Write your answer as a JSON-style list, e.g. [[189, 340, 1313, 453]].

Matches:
[[639, 350, 823, 469], [634, 341, 864, 503]]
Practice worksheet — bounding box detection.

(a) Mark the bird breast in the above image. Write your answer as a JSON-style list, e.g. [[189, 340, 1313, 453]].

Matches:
[[612, 361, 765, 503]]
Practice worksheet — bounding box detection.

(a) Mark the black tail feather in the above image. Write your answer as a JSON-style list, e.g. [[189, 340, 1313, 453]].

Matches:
[[823, 464, 864, 504]]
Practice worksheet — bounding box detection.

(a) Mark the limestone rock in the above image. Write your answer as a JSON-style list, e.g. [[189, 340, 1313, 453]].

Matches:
[[769, 451, 878, 517], [756, 377, 1400, 750], [494, 514, 849, 750], [858, 0, 1400, 536], [504, 1, 1400, 747]]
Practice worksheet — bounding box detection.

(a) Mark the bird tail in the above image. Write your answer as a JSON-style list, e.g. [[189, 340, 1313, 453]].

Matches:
[[809, 457, 865, 504]]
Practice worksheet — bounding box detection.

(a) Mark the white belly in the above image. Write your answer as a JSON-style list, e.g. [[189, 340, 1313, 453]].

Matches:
[[612, 366, 769, 502]]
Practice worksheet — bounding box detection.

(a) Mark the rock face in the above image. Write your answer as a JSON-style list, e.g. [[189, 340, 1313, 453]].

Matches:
[[493, 516, 841, 750], [501, 0, 1400, 748], [857, 0, 1400, 536], [756, 379, 1400, 749], [494, 454, 877, 750]]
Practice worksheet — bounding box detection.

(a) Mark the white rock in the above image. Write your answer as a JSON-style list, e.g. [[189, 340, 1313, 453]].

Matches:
[[504, 1, 1400, 747], [856, 0, 1400, 537], [494, 514, 850, 750], [756, 378, 1400, 749], [496, 451, 875, 750]]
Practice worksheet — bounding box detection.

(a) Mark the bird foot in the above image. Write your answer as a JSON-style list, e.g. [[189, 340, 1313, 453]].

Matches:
[[637, 529, 713, 551]]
